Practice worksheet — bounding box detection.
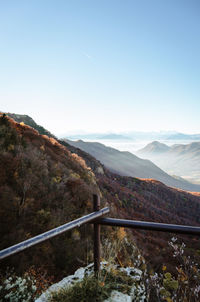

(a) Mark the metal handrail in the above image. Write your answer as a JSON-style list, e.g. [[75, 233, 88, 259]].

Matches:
[[98, 217, 200, 236], [0, 206, 109, 260], [1, 193, 200, 274]]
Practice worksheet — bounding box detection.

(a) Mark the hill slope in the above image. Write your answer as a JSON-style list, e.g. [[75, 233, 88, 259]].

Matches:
[[6, 112, 56, 138], [0, 113, 98, 277], [65, 139, 200, 192], [61, 140, 200, 269]]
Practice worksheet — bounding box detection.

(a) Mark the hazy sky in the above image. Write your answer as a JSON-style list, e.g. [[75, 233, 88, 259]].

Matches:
[[0, 0, 200, 135]]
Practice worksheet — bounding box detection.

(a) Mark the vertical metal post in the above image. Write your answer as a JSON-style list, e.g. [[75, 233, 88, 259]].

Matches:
[[93, 194, 100, 274]]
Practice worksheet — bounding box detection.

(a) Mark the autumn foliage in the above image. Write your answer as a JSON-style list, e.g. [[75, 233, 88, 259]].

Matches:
[[0, 113, 98, 277]]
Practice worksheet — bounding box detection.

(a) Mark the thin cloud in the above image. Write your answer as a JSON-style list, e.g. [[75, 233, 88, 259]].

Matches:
[[82, 52, 93, 60]]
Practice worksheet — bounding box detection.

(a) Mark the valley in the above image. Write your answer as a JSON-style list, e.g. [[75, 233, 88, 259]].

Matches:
[[65, 139, 200, 192]]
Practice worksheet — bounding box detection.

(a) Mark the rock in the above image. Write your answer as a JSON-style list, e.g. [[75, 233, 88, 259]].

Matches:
[[104, 290, 132, 302], [35, 262, 146, 302]]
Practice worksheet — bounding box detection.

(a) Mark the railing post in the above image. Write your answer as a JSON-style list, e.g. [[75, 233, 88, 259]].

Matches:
[[93, 194, 100, 275]]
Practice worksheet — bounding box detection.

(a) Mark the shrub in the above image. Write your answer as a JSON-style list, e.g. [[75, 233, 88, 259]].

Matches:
[[147, 237, 200, 302], [0, 269, 37, 302], [48, 263, 146, 302]]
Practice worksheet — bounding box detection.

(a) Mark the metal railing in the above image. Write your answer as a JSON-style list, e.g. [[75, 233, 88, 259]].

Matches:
[[0, 197, 109, 261], [0, 194, 200, 273], [98, 217, 200, 235]]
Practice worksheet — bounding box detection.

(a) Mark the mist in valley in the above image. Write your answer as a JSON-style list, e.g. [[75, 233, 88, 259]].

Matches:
[[65, 134, 200, 185]]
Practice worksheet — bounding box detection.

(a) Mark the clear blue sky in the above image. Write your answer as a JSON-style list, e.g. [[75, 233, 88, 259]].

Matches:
[[0, 0, 200, 135]]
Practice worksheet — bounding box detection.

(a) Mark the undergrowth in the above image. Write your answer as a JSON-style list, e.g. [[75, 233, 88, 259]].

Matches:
[[49, 267, 134, 302]]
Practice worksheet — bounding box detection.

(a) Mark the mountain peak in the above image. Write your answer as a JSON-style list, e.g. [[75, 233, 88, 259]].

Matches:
[[138, 141, 170, 154]]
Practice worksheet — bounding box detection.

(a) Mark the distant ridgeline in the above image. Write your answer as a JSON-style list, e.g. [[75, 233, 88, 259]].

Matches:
[[0, 112, 200, 280]]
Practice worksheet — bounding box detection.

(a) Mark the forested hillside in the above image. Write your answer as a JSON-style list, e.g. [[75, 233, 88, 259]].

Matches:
[[0, 113, 98, 277]]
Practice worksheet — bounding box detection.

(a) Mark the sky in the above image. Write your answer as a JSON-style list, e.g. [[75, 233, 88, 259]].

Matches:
[[0, 0, 200, 135]]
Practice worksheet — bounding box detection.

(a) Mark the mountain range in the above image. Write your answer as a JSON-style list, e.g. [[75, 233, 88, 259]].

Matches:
[[63, 131, 200, 141], [4, 113, 200, 192], [137, 141, 200, 184], [65, 139, 200, 192]]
